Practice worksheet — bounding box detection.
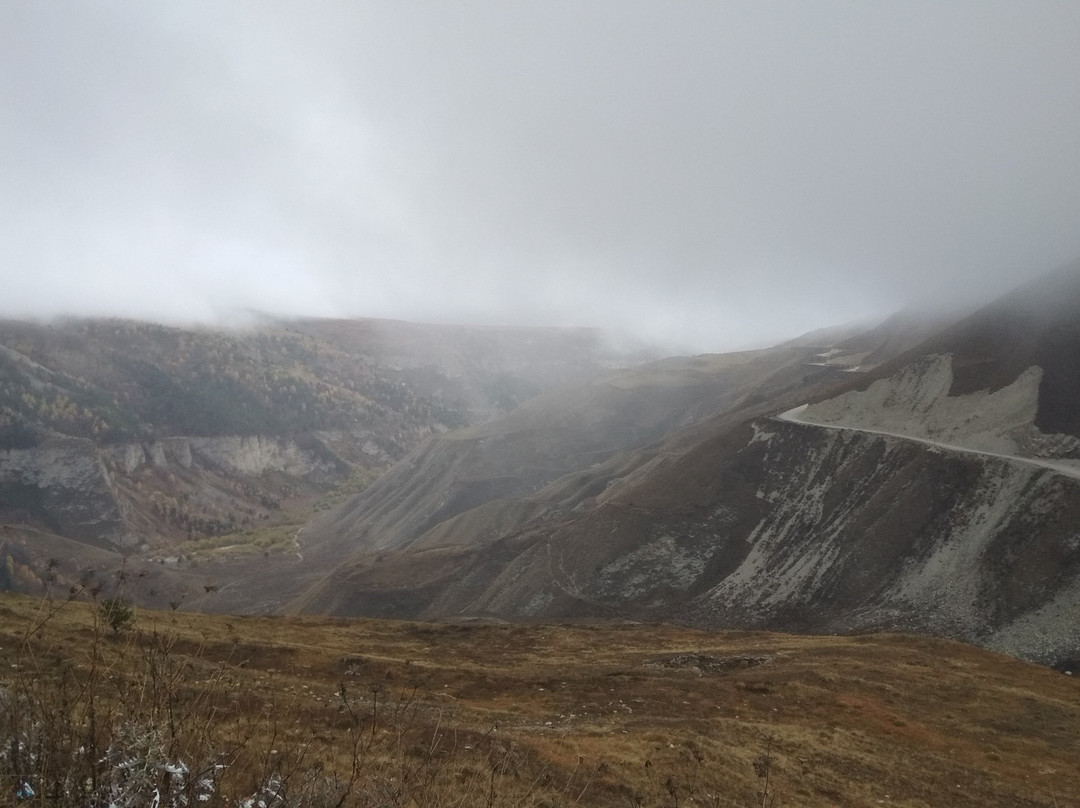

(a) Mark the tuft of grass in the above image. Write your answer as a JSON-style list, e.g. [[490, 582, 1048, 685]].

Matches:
[[99, 596, 134, 634]]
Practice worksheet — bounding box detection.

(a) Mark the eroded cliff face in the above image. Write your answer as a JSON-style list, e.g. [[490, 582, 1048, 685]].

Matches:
[[548, 357, 1080, 664], [548, 358, 1080, 663], [108, 439, 193, 473], [0, 433, 344, 551], [296, 357, 1080, 666], [384, 418, 1080, 664], [686, 420, 1080, 663], [0, 315, 656, 567], [800, 353, 1080, 459], [187, 435, 335, 478], [0, 438, 131, 547]]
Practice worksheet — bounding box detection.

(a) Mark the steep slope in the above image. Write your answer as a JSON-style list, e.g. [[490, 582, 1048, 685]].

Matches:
[[283, 315, 936, 617], [288, 267, 1080, 666], [298, 347, 818, 558], [297, 375, 1080, 666]]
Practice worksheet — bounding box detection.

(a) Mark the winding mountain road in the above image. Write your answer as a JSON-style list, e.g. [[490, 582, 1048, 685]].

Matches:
[[776, 404, 1080, 481]]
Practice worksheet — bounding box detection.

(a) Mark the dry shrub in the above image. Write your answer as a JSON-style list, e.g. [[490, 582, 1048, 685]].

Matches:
[[0, 592, 624, 807]]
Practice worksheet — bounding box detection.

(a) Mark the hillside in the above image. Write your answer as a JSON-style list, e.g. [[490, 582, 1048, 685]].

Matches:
[[1, 592, 1076, 807], [0, 316, 647, 604], [207, 338, 868, 615], [301, 346, 822, 556], [284, 268, 1080, 668], [7, 268, 1080, 670]]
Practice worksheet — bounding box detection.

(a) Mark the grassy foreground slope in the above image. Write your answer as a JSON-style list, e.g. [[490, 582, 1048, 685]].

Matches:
[[0, 593, 1076, 807]]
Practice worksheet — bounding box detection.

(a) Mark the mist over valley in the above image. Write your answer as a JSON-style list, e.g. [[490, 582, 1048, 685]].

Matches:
[[4, 3, 1080, 804]]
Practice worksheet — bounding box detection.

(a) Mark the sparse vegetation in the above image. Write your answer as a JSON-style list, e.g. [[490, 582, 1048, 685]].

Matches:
[[171, 523, 301, 561], [0, 318, 495, 450], [1, 592, 1077, 807], [168, 470, 377, 563], [318, 467, 379, 510], [99, 596, 134, 633]]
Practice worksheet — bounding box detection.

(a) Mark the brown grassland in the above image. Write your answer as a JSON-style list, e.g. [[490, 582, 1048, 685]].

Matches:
[[0, 590, 1077, 807]]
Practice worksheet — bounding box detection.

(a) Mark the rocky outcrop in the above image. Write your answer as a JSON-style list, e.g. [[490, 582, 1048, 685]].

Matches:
[[108, 438, 193, 473], [1, 433, 343, 551], [106, 434, 340, 478], [686, 420, 1080, 663], [187, 435, 334, 478], [0, 438, 132, 547]]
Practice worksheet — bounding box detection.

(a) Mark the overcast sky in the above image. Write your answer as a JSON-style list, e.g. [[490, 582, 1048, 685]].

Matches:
[[3, 2, 1080, 350]]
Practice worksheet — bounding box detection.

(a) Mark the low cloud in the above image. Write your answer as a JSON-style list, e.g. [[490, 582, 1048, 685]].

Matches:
[[3, 2, 1080, 350]]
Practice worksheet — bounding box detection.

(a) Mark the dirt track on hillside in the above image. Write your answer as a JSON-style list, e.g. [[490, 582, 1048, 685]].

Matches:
[[777, 404, 1080, 480]]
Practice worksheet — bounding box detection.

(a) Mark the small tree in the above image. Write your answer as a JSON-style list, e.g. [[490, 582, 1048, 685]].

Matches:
[[100, 597, 134, 633]]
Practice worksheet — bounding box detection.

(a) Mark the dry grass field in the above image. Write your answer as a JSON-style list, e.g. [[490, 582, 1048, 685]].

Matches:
[[0, 591, 1076, 807]]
